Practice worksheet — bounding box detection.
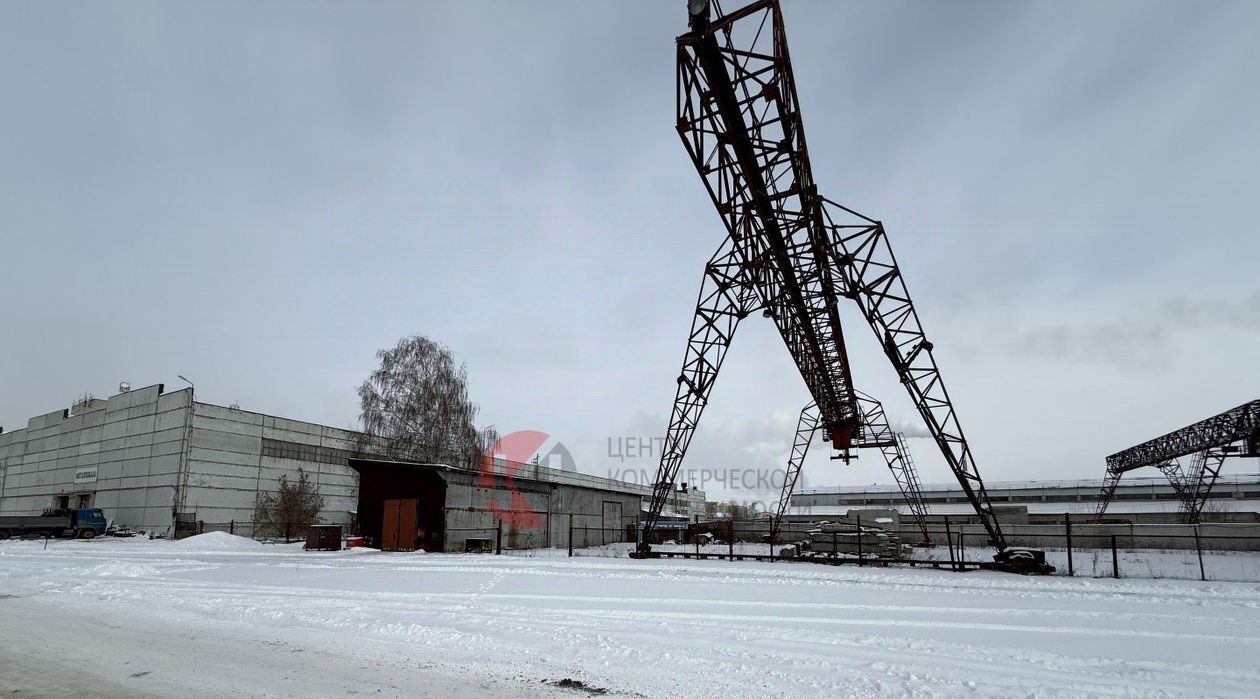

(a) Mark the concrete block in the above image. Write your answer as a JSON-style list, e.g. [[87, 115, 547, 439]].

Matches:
[[144, 487, 176, 509], [189, 459, 258, 480], [123, 446, 153, 462], [189, 447, 258, 468], [103, 420, 127, 440], [78, 425, 103, 445], [262, 427, 320, 445], [117, 487, 146, 509], [125, 433, 155, 449], [191, 428, 260, 456], [156, 409, 187, 432], [149, 453, 182, 476], [81, 410, 106, 429], [75, 453, 101, 469], [193, 414, 262, 439], [158, 390, 192, 412], [125, 415, 157, 436], [122, 459, 152, 479]]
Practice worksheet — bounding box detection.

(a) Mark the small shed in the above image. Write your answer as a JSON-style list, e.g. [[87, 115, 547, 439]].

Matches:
[[350, 460, 448, 552], [349, 458, 643, 553]]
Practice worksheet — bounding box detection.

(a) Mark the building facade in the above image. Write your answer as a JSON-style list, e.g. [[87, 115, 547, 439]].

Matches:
[[0, 383, 704, 538], [790, 476, 1260, 524], [0, 384, 360, 535]]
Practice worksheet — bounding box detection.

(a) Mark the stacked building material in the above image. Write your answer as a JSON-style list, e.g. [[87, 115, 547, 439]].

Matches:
[[803, 517, 911, 559]]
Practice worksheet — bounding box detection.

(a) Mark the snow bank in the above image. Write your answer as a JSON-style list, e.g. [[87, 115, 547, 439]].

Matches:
[[171, 531, 264, 551]]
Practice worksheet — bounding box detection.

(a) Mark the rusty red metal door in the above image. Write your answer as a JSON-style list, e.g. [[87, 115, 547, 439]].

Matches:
[[382, 499, 400, 551], [396, 499, 417, 551], [382, 499, 419, 552]]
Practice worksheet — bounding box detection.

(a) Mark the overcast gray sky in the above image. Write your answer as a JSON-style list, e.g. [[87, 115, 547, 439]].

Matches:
[[2, 1, 1257, 500]]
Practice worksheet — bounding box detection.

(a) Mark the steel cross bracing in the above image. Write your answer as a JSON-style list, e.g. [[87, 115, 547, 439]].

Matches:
[[1095, 399, 1260, 520], [641, 0, 1006, 551]]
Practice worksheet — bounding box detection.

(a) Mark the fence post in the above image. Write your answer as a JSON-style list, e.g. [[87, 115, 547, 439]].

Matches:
[[1194, 523, 1206, 582], [229, 520, 235, 536], [856, 514, 863, 566], [199, 520, 205, 535], [568, 514, 573, 557], [944, 517, 957, 572], [694, 524, 700, 557], [1111, 534, 1119, 579], [1064, 513, 1073, 577], [769, 520, 775, 559], [496, 519, 503, 556], [959, 530, 966, 568], [832, 531, 838, 561], [728, 519, 735, 562]]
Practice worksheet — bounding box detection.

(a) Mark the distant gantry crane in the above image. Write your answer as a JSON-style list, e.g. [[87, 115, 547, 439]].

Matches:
[[637, 0, 1032, 568], [1096, 400, 1260, 523]]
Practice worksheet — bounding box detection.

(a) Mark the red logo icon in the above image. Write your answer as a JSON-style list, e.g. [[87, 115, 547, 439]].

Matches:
[[477, 430, 548, 529]]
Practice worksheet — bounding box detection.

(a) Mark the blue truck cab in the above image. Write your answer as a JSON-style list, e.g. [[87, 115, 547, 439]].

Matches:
[[72, 508, 109, 537]]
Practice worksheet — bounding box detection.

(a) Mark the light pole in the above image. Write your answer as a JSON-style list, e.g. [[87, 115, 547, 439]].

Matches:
[[177, 375, 195, 392]]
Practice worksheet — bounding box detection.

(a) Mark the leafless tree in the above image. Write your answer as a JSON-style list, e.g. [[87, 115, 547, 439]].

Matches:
[[356, 335, 491, 469], [254, 468, 325, 541]]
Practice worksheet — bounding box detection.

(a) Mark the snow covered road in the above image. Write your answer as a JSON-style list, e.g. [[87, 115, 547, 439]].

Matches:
[[3, 534, 1260, 698]]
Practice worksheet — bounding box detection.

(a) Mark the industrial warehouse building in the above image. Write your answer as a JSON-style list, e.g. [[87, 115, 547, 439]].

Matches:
[[790, 476, 1260, 524], [0, 383, 704, 546]]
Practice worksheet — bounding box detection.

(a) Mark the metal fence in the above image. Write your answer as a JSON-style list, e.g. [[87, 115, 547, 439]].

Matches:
[[159, 516, 1260, 582], [597, 518, 1260, 583], [937, 527, 1260, 582]]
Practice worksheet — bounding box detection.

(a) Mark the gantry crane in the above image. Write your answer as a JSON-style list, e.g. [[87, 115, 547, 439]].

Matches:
[[1097, 399, 1260, 523], [636, 0, 1035, 569]]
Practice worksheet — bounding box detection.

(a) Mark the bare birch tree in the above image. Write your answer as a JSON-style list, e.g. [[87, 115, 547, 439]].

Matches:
[[356, 335, 493, 468]]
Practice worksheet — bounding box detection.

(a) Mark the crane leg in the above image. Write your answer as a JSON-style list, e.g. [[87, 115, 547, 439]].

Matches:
[[854, 392, 933, 546], [637, 236, 759, 553], [823, 200, 1007, 552], [769, 401, 821, 545], [1182, 448, 1229, 523]]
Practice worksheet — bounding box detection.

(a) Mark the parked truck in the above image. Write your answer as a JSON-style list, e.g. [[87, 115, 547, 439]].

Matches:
[[0, 508, 108, 540]]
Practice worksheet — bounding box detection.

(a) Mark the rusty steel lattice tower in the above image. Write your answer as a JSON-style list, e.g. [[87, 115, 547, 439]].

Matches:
[[638, 0, 1009, 555]]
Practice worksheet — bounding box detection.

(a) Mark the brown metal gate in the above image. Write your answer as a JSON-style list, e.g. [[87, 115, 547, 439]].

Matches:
[[381, 499, 418, 552]]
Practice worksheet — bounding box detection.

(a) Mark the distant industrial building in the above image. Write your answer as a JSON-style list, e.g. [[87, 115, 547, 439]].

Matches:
[[0, 384, 704, 542], [790, 476, 1260, 524]]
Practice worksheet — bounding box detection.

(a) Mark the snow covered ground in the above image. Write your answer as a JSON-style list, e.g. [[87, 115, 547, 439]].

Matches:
[[4, 533, 1260, 698]]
